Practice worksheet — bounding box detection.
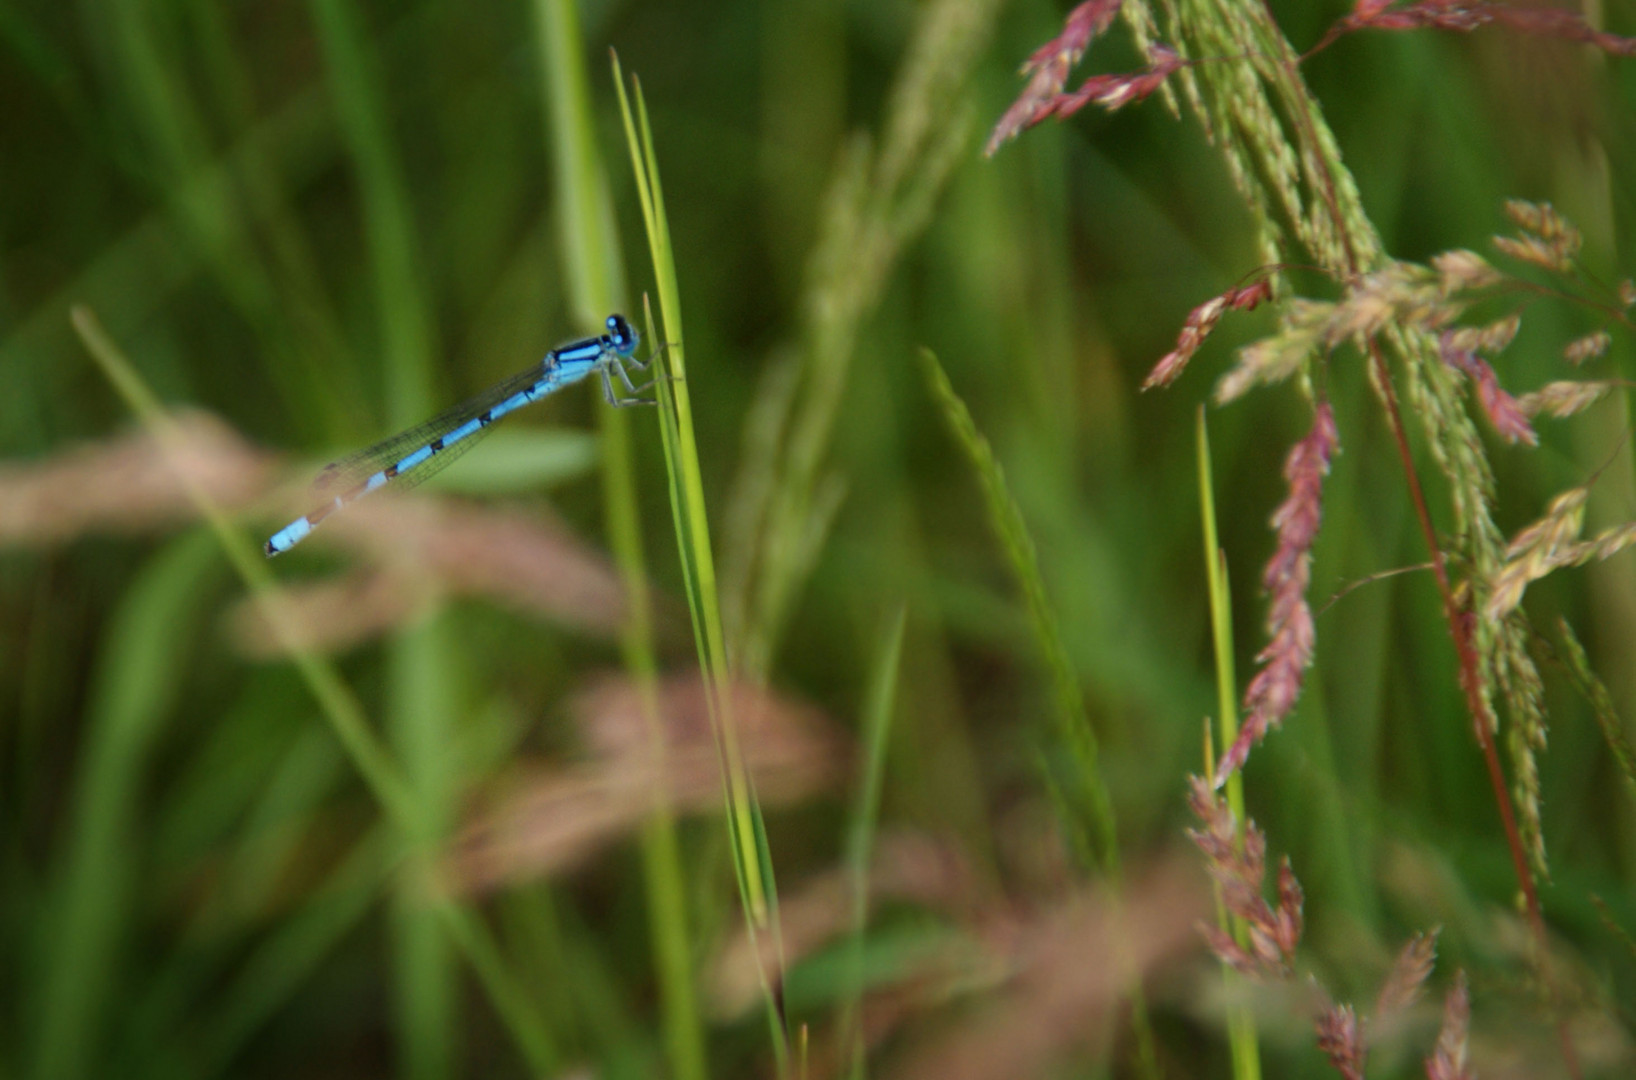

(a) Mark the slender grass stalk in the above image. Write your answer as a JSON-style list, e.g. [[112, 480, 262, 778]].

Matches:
[[612, 57, 790, 1071], [1196, 407, 1262, 1080], [71, 307, 558, 1075], [1557, 619, 1636, 794], [916, 347, 1159, 1079], [386, 616, 457, 1080], [537, 5, 705, 1079], [840, 606, 907, 1080], [917, 349, 1117, 871]]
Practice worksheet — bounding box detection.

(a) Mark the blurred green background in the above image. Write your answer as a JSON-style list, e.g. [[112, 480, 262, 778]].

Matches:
[[4, 0, 1636, 1077]]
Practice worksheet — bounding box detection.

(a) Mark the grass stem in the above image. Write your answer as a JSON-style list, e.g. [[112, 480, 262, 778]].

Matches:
[[536, 4, 706, 1076], [1197, 406, 1262, 1080], [613, 56, 790, 1072]]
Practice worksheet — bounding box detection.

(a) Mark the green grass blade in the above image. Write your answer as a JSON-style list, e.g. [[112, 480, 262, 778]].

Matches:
[[70, 307, 557, 1075], [1556, 618, 1636, 797], [1197, 406, 1262, 1080], [30, 531, 224, 1080], [387, 617, 458, 1080], [916, 348, 1117, 873], [538, 7, 705, 1080], [613, 58, 789, 1072], [612, 58, 763, 917], [917, 347, 1160, 1078], [840, 606, 907, 1080], [71, 306, 413, 822], [536, 0, 624, 327]]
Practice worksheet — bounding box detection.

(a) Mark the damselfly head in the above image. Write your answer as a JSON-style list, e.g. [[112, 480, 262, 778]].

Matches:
[[606, 313, 638, 357]]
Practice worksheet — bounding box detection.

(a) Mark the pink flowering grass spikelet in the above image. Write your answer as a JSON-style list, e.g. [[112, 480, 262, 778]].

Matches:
[[1313, 930, 1439, 1079], [1439, 330, 1537, 446], [1186, 776, 1304, 977], [1374, 930, 1439, 1024], [1425, 972, 1473, 1080], [986, 0, 1121, 155], [1322, 1, 1636, 56], [985, 2, 1189, 156], [1044, 44, 1186, 119], [1317, 1005, 1365, 1080], [1215, 403, 1338, 786], [1143, 278, 1274, 390]]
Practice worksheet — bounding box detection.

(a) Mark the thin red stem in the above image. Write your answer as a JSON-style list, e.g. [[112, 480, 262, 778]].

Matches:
[[1367, 342, 1581, 1080], [1249, 9, 1579, 1071]]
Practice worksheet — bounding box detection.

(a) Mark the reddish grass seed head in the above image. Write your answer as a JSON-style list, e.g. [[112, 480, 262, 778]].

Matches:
[[1214, 403, 1338, 785], [1439, 331, 1538, 445], [1337, 1, 1636, 56], [985, 0, 1122, 155], [1142, 278, 1273, 390], [1317, 1004, 1366, 1080], [1425, 972, 1474, 1080]]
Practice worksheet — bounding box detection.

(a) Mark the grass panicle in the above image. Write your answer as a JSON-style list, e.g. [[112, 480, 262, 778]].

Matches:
[[1001, 2, 1636, 1073], [916, 347, 1117, 875], [720, 0, 1005, 681]]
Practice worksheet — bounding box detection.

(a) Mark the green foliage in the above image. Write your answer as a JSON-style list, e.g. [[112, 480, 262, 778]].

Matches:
[[6, 1, 1636, 1077]]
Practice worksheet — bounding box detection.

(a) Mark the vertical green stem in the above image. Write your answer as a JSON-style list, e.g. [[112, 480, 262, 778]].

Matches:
[[535, 5, 707, 1078], [839, 607, 906, 1079], [1197, 407, 1261, 1080], [614, 60, 790, 1074]]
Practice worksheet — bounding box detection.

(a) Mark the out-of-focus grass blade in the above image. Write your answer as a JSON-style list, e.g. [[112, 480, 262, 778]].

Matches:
[[917, 347, 1159, 1078], [536, 0, 624, 324], [840, 606, 906, 1080], [31, 530, 224, 1080], [387, 616, 458, 1080], [305, 2, 451, 1074], [72, 306, 557, 1075], [916, 348, 1117, 874], [1557, 617, 1636, 796]]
